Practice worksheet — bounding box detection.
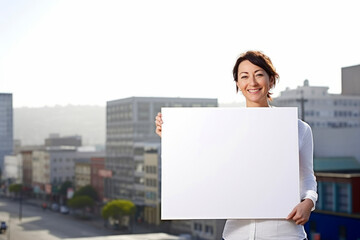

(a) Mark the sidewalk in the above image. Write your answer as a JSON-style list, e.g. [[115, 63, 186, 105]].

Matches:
[[0, 212, 9, 240]]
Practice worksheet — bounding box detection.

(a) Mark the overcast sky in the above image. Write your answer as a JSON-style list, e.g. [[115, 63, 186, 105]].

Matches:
[[1, 0, 360, 108]]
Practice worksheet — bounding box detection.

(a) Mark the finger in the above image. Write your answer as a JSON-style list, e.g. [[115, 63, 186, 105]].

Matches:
[[292, 213, 302, 221], [286, 209, 296, 220]]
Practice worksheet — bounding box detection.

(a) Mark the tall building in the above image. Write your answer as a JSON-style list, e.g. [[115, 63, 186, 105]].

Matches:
[[105, 97, 218, 206], [342, 64, 360, 96], [273, 80, 360, 128], [272, 80, 360, 162], [0, 93, 13, 172]]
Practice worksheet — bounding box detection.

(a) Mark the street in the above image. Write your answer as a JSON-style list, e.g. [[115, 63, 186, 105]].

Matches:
[[0, 198, 115, 240]]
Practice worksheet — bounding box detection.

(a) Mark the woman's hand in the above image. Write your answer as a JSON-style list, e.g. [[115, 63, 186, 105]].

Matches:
[[286, 199, 313, 225], [155, 112, 163, 137]]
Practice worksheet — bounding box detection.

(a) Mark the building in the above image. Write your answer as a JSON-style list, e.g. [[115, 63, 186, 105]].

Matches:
[[0, 93, 13, 172], [273, 80, 360, 128], [304, 157, 360, 239], [143, 143, 161, 225], [19, 145, 45, 187], [45, 134, 82, 147], [32, 150, 51, 195], [91, 156, 106, 202], [105, 97, 218, 205], [75, 158, 91, 190], [342, 64, 360, 96], [273, 80, 360, 162], [2, 155, 22, 183]]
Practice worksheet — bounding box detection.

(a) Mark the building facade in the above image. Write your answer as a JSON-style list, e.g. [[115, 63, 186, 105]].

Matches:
[[2, 155, 22, 183], [342, 64, 360, 96], [0, 93, 13, 172], [143, 143, 161, 225], [45, 134, 82, 147], [75, 158, 91, 190], [105, 97, 218, 205], [91, 156, 106, 202], [273, 80, 360, 162], [304, 157, 360, 239], [273, 80, 360, 128], [32, 150, 51, 194]]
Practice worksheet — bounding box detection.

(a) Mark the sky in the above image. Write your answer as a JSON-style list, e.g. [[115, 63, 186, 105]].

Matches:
[[1, 0, 360, 108]]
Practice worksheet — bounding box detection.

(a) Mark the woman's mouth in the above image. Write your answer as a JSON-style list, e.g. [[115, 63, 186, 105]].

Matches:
[[247, 88, 262, 93]]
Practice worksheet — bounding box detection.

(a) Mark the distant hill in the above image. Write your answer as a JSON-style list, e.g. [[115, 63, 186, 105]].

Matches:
[[14, 105, 105, 146]]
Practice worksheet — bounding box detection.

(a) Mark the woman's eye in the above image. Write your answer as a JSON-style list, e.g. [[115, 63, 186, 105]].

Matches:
[[256, 74, 263, 77], [240, 76, 248, 79]]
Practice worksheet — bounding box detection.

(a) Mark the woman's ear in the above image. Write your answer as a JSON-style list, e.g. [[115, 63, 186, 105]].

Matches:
[[269, 76, 275, 89]]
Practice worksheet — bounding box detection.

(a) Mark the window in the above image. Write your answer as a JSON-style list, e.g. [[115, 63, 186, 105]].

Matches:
[[205, 225, 214, 235], [337, 183, 350, 213], [323, 182, 334, 211], [194, 223, 202, 231]]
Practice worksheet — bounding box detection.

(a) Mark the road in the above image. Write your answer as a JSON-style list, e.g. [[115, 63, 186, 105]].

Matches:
[[0, 198, 115, 240]]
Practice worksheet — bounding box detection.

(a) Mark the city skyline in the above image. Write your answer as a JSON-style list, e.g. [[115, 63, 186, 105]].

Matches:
[[1, 0, 360, 108]]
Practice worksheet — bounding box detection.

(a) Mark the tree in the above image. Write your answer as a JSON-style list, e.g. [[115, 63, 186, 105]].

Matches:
[[74, 185, 98, 201], [101, 199, 136, 230], [59, 181, 73, 197], [68, 195, 94, 218], [9, 184, 22, 193]]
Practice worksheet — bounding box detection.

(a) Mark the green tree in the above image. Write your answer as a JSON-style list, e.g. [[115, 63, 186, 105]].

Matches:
[[9, 184, 22, 193], [101, 199, 136, 230], [74, 185, 98, 201], [59, 181, 73, 196], [68, 195, 94, 218]]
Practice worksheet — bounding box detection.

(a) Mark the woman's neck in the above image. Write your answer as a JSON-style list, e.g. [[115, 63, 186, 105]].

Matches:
[[246, 101, 270, 108]]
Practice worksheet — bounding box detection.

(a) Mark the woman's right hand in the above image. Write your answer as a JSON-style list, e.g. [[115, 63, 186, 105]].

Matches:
[[155, 112, 163, 137]]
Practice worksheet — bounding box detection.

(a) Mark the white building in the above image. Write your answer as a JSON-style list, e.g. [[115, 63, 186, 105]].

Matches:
[[273, 80, 360, 162], [273, 80, 360, 129], [3, 154, 22, 183]]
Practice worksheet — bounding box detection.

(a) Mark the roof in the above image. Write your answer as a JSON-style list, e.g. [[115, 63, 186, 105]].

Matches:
[[314, 157, 360, 172]]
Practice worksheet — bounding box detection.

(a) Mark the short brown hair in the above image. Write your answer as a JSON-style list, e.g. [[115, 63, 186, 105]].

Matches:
[[233, 51, 279, 100]]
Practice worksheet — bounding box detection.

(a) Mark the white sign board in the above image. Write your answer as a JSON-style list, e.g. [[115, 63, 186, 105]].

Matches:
[[161, 107, 300, 219]]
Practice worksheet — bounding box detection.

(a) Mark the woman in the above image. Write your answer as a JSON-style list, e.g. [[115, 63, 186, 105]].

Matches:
[[155, 50, 317, 239]]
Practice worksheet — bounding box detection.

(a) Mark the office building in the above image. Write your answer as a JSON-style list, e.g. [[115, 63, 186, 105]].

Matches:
[[0, 93, 13, 172], [272, 80, 360, 162], [342, 64, 360, 96], [105, 97, 218, 205], [272, 80, 360, 128]]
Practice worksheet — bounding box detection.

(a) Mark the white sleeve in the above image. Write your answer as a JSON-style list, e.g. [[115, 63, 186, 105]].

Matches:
[[299, 123, 318, 211]]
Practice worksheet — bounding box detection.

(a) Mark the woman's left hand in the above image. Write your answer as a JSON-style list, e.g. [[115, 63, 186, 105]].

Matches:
[[286, 199, 313, 225]]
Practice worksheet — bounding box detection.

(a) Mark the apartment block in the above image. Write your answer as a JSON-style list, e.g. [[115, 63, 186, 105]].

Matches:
[[105, 97, 218, 204]]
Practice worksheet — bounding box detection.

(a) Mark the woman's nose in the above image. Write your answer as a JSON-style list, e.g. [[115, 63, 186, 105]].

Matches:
[[249, 75, 258, 86]]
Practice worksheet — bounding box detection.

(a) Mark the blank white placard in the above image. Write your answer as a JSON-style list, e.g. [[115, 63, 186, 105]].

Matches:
[[161, 107, 300, 219]]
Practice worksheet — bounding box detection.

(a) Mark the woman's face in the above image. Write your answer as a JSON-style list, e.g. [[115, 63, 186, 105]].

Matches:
[[237, 60, 273, 107]]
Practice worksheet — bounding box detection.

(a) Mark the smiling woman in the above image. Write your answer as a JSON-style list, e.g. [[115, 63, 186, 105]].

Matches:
[[232, 51, 279, 107], [154, 50, 318, 240]]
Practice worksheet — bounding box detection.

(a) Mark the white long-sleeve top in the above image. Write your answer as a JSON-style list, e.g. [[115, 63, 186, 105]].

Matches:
[[222, 119, 318, 240]]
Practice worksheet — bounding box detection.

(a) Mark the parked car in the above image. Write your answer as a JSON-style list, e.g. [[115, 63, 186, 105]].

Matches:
[[60, 205, 69, 214], [51, 203, 59, 211], [0, 221, 7, 233]]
